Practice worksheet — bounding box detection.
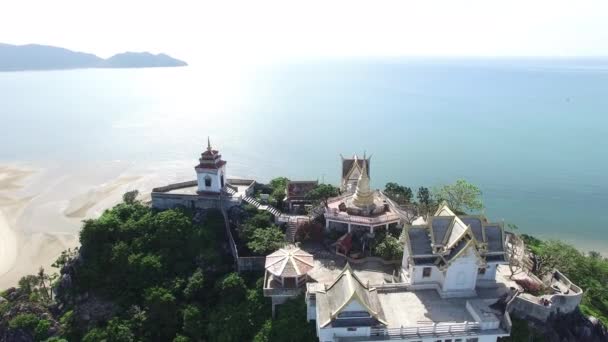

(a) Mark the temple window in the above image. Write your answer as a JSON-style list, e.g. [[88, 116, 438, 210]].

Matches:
[[422, 267, 432, 278], [478, 268, 486, 275], [204, 176, 212, 187]]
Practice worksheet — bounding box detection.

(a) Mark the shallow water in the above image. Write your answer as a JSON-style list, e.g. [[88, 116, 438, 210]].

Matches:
[[1, 58, 607, 253]]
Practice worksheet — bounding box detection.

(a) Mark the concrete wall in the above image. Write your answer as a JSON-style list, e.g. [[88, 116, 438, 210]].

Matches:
[[477, 263, 498, 283], [151, 192, 241, 211], [318, 326, 370, 342], [238, 256, 266, 272], [509, 270, 583, 322]]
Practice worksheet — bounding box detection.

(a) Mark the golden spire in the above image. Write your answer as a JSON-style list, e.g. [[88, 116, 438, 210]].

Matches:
[[207, 137, 212, 152], [352, 159, 374, 207]]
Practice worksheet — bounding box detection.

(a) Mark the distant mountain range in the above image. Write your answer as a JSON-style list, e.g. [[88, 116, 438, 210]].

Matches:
[[0, 43, 187, 71]]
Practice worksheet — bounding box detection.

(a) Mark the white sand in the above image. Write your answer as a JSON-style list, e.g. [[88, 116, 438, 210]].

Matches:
[[0, 162, 171, 289], [0, 211, 18, 278]]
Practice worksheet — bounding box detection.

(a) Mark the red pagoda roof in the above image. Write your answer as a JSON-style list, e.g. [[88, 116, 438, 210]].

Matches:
[[195, 138, 226, 169]]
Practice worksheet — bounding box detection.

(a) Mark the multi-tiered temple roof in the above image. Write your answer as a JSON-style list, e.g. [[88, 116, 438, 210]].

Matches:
[[195, 138, 226, 170], [405, 203, 506, 269]]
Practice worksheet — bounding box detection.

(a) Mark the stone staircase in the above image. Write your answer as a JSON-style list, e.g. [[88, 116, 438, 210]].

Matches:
[[285, 219, 298, 243], [224, 186, 237, 196], [243, 195, 282, 217]]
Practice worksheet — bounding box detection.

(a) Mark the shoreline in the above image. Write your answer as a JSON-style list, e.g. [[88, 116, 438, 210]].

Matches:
[[1, 161, 607, 289], [0, 162, 152, 289], [0, 210, 18, 279]]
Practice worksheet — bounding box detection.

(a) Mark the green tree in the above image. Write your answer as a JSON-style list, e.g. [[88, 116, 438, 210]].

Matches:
[[247, 227, 285, 255], [307, 183, 340, 207], [269, 177, 289, 205], [144, 286, 179, 340], [384, 182, 413, 204], [183, 268, 204, 300], [417, 187, 431, 206], [253, 296, 315, 342], [217, 273, 247, 304], [433, 179, 483, 214], [182, 305, 204, 341], [122, 190, 139, 204], [373, 235, 403, 260]]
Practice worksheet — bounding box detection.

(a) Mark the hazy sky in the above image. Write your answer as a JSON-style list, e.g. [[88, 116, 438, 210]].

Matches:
[[2, 0, 608, 63]]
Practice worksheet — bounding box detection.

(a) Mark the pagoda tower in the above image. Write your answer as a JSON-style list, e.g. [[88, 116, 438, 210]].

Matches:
[[194, 138, 227, 193], [352, 161, 374, 208]]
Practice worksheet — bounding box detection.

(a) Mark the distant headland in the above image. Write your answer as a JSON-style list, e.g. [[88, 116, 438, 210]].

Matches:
[[0, 43, 187, 71]]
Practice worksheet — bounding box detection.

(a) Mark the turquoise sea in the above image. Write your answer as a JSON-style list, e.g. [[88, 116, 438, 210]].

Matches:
[[1, 58, 607, 253]]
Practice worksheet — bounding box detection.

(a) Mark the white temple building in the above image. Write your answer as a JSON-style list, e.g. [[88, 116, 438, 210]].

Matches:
[[195, 138, 227, 193], [304, 159, 512, 342], [306, 201, 512, 341], [151, 139, 256, 210]]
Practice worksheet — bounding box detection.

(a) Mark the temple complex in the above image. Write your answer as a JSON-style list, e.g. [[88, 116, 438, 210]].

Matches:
[[149, 142, 585, 342], [325, 161, 401, 236]]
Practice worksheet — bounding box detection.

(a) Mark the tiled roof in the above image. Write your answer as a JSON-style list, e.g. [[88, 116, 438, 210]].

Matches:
[[430, 216, 453, 245], [265, 246, 314, 278], [342, 157, 370, 179], [460, 217, 484, 242], [286, 180, 318, 199], [405, 204, 507, 266], [484, 225, 504, 252], [316, 265, 386, 328], [408, 227, 433, 255]]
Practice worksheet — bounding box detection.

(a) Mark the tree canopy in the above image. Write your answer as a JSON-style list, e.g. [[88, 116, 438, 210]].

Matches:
[[307, 183, 340, 207], [433, 179, 484, 214], [383, 182, 413, 204]]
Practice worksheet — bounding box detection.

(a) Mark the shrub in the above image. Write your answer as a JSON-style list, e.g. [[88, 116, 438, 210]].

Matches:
[[9, 313, 39, 330], [247, 227, 285, 255], [295, 222, 323, 242], [373, 235, 403, 260], [514, 278, 547, 296]]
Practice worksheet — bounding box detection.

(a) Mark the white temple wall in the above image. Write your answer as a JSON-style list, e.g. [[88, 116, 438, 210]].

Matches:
[[411, 265, 444, 285], [477, 263, 499, 282], [196, 165, 226, 193], [401, 246, 410, 271], [442, 248, 479, 294], [318, 326, 370, 342], [341, 300, 366, 313]]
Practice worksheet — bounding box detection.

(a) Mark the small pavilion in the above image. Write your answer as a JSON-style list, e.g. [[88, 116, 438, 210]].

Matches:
[[265, 246, 314, 289], [264, 246, 315, 315], [325, 161, 401, 235]]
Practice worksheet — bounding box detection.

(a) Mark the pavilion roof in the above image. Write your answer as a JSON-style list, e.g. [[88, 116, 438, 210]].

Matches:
[[265, 246, 314, 278]]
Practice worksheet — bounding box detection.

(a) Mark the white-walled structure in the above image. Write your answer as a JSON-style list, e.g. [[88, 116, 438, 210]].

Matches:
[[195, 138, 227, 193], [307, 203, 511, 342], [401, 203, 508, 297]]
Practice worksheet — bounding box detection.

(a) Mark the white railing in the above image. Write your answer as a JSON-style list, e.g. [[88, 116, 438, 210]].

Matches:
[[325, 210, 401, 225], [370, 322, 480, 338]]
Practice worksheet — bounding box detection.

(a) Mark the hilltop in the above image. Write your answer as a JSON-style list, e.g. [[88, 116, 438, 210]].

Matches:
[[0, 43, 187, 71]]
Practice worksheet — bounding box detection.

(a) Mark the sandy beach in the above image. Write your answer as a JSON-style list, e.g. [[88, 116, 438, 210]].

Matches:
[[0, 162, 164, 289]]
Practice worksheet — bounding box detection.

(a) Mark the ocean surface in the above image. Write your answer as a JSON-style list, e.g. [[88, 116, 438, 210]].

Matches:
[[1, 58, 608, 253]]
